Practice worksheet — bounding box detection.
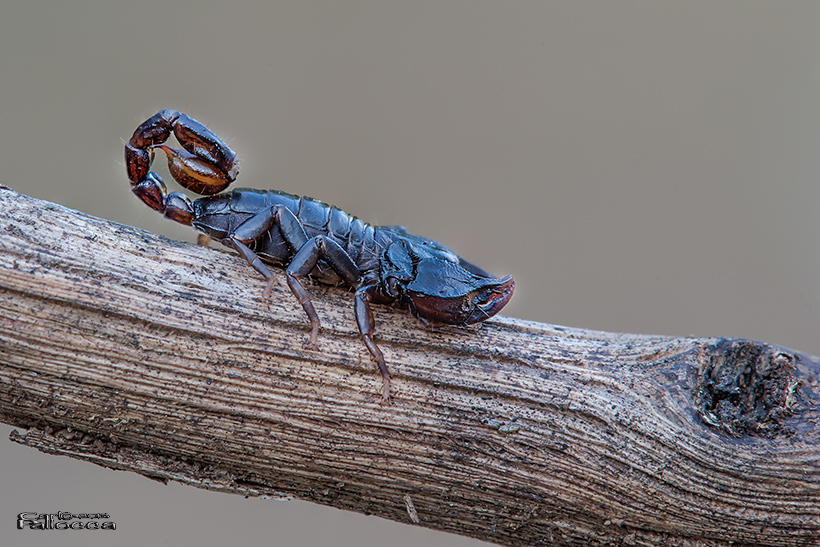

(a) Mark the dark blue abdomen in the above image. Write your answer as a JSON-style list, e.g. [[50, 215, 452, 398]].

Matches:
[[192, 189, 383, 283]]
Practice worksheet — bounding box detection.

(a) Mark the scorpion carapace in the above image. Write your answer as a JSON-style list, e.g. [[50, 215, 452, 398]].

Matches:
[[125, 110, 515, 400]]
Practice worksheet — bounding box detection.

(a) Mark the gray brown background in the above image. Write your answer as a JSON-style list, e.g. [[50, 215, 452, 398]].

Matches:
[[2, 2, 819, 546]]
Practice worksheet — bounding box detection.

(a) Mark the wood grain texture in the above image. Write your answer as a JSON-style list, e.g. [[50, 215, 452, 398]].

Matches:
[[0, 187, 818, 547]]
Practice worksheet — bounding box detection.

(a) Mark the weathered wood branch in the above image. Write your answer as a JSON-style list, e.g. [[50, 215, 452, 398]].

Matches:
[[0, 186, 818, 547]]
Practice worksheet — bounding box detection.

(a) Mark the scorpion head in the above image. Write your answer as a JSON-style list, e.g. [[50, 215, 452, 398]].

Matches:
[[381, 240, 514, 325], [405, 259, 514, 325]]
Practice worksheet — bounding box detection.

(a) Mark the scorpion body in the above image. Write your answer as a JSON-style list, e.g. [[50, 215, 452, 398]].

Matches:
[[125, 110, 514, 400]]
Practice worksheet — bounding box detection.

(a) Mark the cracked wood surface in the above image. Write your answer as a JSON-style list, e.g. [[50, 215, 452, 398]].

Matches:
[[0, 187, 818, 547]]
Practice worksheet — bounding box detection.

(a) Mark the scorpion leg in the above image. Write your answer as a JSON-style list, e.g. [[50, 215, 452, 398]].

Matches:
[[355, 284, 391, 401], [285, 235, 391, 399], [285, 236, 361, 350], [229, 238, 278, 304], [230, 205, 310, 302], [233, 205, 309, 252]]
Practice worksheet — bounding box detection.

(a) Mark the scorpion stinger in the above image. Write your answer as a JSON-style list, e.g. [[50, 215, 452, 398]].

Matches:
[[125, 110, 515, 401], [125, 109, 239, 224]]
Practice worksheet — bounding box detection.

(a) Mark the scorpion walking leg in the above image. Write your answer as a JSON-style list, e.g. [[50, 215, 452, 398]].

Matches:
[[229, 238, 278, 303], [355, 284, 391, 401], [286, 236, 361, 349], [230, 205, 310, 302], [233, 205, 309, 251], [229, 237, 321, 353]]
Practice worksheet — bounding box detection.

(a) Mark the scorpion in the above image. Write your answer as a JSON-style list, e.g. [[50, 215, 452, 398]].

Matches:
[[125, 110, 515, 400]]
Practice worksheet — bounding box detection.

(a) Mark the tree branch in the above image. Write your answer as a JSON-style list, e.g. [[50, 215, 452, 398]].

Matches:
[[0, 186, 818, 547]]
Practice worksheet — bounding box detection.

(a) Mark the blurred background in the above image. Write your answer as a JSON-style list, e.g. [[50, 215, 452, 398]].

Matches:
[[1, 2, 819, 546]]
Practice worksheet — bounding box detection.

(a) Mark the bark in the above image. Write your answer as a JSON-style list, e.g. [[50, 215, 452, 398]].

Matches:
[[0, 186, 818, 547]]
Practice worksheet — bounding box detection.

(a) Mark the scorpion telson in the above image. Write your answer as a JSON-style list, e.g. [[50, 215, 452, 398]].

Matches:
[[125, 110, 515, 400]]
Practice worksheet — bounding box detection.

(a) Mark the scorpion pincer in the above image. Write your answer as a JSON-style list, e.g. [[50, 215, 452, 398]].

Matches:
[[124, 110, 515, 401]]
